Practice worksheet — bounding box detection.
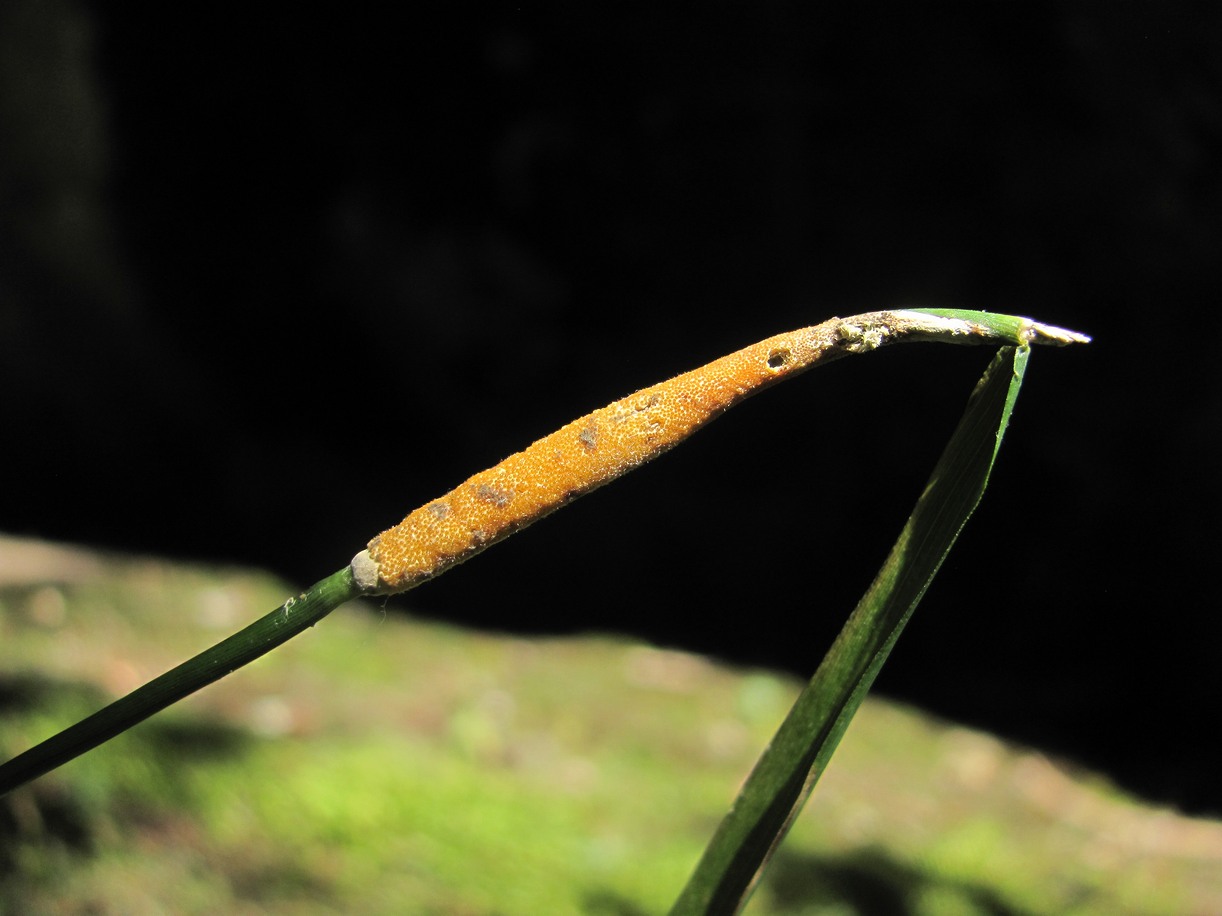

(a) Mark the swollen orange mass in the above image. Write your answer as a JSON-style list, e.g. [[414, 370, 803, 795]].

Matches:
[[366, 321, 847, 592]]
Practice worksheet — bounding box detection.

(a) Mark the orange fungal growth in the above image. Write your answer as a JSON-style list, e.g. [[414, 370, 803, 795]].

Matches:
[[363, 320, 853, 593], [357, 308, 1086, 594]]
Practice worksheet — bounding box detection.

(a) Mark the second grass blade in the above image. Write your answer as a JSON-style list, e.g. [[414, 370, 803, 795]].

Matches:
[[670, 344, 1031, 915]]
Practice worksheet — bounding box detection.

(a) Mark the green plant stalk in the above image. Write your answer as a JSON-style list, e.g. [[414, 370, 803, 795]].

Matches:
[[0, 567, 359, 796], [0, 309, 1083, 800], [670, 345, 1030, 915]]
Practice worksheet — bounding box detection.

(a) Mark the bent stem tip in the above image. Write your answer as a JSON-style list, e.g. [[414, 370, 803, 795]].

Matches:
[[899, 308, 1091, 347]]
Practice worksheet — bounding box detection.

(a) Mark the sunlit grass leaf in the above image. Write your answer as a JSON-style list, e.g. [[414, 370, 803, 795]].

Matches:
[[671, 344, 1030, 915]]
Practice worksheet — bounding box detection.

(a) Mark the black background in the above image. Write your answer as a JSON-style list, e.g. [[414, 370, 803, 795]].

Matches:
[[3, 4, 1219, 814]]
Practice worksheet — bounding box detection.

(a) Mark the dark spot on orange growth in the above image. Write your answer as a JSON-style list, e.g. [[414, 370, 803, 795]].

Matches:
[[475, 483, 512, 507], [428, 502, 450, 519], [767, 348, 790, 369], [578, 424, 598, 451]]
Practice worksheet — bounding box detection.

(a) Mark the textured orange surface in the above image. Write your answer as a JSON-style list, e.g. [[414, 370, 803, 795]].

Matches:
[[367, 321, 849, 592]]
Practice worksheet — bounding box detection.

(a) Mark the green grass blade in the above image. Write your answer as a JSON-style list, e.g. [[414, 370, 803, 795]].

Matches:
[[670, 344, 1031, 915], [0, 566, 360, 796], [902, 307, 1090, 347]]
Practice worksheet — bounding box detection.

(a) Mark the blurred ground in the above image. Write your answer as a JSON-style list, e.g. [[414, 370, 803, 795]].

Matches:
[[2, 536, 1220, 914]]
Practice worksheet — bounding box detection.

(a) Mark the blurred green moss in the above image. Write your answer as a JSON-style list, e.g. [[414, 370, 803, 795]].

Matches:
[[2, 545, 1218, 914]]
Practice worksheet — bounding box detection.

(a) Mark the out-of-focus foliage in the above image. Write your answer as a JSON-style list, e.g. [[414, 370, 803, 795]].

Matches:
[[3, 541, 1219, 914]]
